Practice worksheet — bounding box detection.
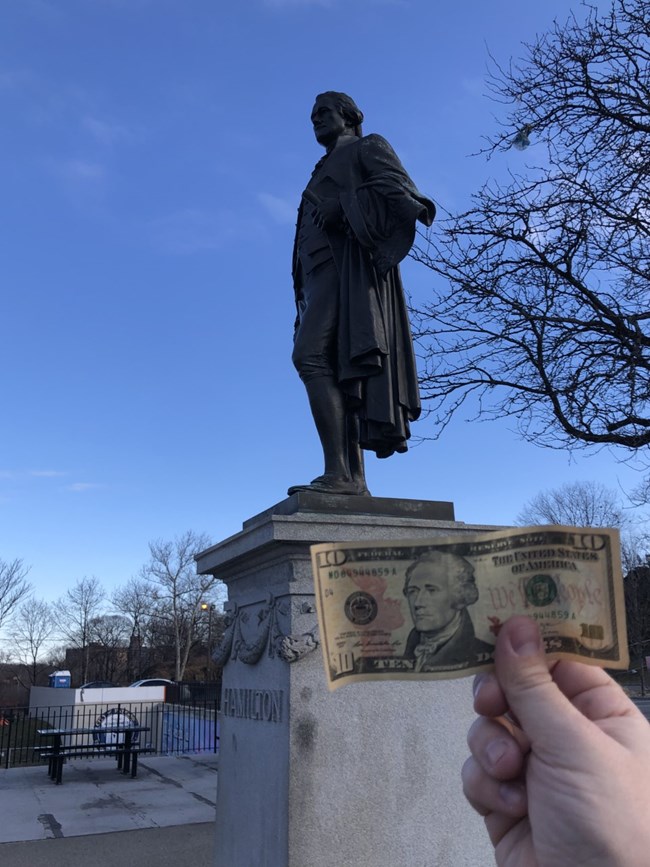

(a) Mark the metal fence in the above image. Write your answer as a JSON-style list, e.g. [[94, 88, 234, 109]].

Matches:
[[173, 681, 222, 705], [0, 699, 220, 769]]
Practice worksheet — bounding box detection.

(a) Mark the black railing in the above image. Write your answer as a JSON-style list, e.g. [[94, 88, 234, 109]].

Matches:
[[172, 681, 222, 707], [0, 699, 220, 769]]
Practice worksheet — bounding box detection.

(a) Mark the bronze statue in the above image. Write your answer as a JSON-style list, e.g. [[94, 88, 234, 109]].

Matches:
[[289, 92, 435, 497]]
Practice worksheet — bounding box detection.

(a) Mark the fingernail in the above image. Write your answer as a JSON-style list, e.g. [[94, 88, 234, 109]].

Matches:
[[508, 618, 542, 657], [499, 782, 526, 809], [472, 674, 485, 698], [486, 739, 507, 767]]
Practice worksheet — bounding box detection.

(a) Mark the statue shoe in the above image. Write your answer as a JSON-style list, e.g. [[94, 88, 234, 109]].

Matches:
[[288, 474, 361, 496]]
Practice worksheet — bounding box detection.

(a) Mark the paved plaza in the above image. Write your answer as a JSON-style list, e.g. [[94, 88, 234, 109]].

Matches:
[[0, 754, 218, 866]]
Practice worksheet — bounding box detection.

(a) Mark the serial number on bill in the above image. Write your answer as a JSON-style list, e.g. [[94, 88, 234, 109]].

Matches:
[[327, 567, 398, 579]]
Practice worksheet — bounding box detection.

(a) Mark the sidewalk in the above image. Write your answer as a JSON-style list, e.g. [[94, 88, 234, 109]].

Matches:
[[0, 823, 215, 867], [0, 753, 218, 865]]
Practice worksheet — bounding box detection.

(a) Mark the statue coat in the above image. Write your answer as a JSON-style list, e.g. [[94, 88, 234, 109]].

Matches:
[[292, 133, 435, 458]]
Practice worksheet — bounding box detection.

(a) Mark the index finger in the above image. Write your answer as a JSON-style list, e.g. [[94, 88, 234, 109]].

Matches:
[[473, 672, 508, 718]]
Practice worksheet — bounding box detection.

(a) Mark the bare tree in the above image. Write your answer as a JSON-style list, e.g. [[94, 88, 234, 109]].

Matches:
[[55, 576, 106, 684], [10, 599, 55, 685], [624, 561, 650, 694], [44, 644, 68, 671], [517, 480, 650, 682], [0, 558, 31, 630], [112, 577, 159, 681], [88, 614, 131, 683], [141, 531, 221, 681], [516, 480, 649, 566], [620, 532, 650, 573], [629, 474, 650, 508], [516, 481, 628, 528], [412, 0, 650, 460]]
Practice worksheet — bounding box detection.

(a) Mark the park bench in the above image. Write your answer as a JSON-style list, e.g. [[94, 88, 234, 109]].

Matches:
[[36, 724, 151, 784]]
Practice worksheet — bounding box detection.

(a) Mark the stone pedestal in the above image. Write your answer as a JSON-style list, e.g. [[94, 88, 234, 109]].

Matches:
[[196, 494, 494, 867]]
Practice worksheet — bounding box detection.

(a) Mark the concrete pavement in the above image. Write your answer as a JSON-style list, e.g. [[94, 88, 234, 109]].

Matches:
[[0, 823, 215, 867], [0, 754, 218, 865]]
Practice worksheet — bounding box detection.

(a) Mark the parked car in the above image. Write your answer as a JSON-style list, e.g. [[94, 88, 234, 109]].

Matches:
[[129, 678, 174, 689], [129, 678, 191, 701], [80, 681, 117, 689]]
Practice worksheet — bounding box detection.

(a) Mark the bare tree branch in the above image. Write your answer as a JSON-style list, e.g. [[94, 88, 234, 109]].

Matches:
[[9, 599, 54, 685], [412, 0, 650, 462], [516, 480, 629, 527], [141, 530, 221, 681], [0, 558, 32, 630], [54, 576, 106, 684]]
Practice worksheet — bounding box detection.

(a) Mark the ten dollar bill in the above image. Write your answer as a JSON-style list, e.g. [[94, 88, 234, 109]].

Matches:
[[311, 526, 629, 690]]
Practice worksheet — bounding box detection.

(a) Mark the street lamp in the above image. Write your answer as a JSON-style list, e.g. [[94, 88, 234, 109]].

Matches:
[[201, 602, 215, 681]]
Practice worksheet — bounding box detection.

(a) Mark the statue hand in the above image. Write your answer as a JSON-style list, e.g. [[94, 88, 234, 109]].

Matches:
[[311, 197, 342, 230]]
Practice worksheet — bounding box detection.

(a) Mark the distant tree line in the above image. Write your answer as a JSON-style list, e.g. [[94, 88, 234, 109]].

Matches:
[[0, 531, 226, 702], [2, 487, 649, 708]]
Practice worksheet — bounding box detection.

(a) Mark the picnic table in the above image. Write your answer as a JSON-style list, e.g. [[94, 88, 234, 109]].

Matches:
[[36, 724, 150, 784]]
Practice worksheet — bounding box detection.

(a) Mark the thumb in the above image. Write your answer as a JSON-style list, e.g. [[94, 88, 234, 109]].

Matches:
[[495, 616, 588, 752]]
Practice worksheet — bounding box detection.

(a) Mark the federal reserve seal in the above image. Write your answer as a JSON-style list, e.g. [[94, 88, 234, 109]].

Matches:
[[344, 591, 378, 626], [525, 574, 558, 607]]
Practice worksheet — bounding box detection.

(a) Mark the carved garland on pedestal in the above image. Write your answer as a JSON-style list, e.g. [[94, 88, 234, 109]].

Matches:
[[212, 595, 319, 666]]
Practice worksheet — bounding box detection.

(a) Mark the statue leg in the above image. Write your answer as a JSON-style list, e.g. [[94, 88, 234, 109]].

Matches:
[[307, 375, 349, 478], [347, 411, 371, 496], [288, 376, 360, 496], [290, 263, 364, 496]]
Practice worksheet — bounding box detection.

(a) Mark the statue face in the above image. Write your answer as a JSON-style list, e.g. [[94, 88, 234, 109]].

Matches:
[[311, 98, 348, 148]]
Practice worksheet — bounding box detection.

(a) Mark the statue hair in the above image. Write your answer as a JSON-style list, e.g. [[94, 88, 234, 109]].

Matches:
[[315, 91, 364, 138]]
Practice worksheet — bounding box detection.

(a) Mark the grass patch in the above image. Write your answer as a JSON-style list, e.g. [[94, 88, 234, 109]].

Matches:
[[0, 712, 57, 769]]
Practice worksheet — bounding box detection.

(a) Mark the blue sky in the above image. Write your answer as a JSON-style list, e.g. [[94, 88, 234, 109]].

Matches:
[[2, 0, 645, 607]]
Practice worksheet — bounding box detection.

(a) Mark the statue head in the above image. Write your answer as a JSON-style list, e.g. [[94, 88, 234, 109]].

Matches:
[[311, 92, 364, 147]]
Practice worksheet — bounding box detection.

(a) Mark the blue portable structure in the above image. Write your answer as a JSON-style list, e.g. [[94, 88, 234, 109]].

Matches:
[[48, 670, 71, 688]]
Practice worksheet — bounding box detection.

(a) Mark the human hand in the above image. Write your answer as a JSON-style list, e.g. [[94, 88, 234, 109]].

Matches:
[[462, 616, 650, 867]]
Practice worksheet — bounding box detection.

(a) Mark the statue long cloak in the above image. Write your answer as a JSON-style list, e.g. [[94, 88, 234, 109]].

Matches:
[[293, 133, 435, 458]]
